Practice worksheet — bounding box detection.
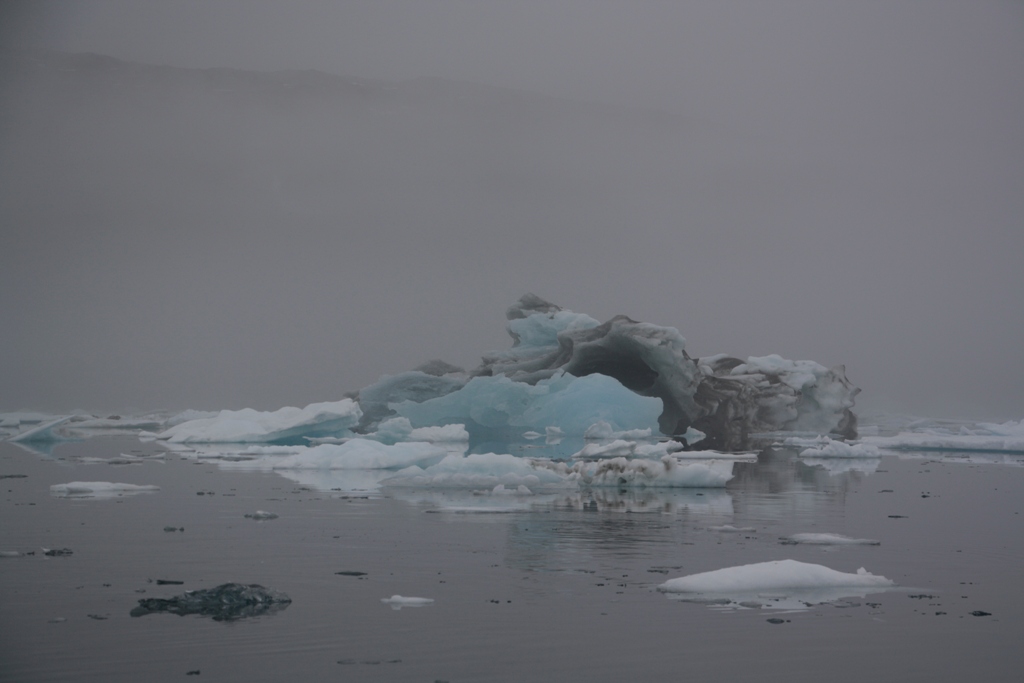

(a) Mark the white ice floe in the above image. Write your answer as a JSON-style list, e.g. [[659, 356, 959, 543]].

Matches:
[[156, 399, 362, 443], [658, 559, 893, 595], [381, 595, 434, 609], [8, 416, 74, 443], [381, 453, 735, 490], [49, 481, 160, 498], [572, 439, 637, 459], [584, 420, 653, 441], [861, 419, 1024, 454], [782, 533, 880, 546], [800, 458, 881, 476], [244, 510, 279, 520], [791, 436, 880, 458], [709, 525, 756, 533], [219, 439, 448, 470]]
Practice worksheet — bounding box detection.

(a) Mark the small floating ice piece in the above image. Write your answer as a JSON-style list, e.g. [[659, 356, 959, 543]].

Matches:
[[244, 511, 279, 520], [572, 439, 636, 459], [522, 431, 543, 440], [658, 559, 893, 594], [782, 533, 880, 546], [8, 416, 74, 443], [50, 482, 160, 498], [797, 438, 880, 458], [709, 525, 756, 533], [583, 420, 652, 441], [381, 595, 434, 609]]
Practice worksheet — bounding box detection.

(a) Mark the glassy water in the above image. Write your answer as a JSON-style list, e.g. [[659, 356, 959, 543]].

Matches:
[[2, 437, 1022, 682]]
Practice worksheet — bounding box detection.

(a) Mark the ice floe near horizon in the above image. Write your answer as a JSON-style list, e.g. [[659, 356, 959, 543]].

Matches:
[[50, 481, 160, 498], [658, 559, 894, 608], [216, 439, 449, 471], [861, 419, 1024, 454]]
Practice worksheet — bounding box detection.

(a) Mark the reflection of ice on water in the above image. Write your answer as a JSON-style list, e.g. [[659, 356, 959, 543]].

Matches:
[[666, 585, 893, 611]]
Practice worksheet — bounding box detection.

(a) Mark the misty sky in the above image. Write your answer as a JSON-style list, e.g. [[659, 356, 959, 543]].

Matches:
[[1, 1, 1022, 420]]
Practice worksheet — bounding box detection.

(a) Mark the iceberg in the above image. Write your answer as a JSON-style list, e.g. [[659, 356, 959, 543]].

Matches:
[[156, 399, 361, 444], [657, 559, 893, 594], [131, 583, 291, 621], [354, 295, 859, 450]]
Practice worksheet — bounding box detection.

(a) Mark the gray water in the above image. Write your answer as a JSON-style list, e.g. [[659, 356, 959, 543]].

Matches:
[[2, 437, 1022, 682]]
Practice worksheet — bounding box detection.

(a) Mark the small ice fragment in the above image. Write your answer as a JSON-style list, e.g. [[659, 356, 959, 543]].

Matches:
[[43, 548, 73, 556], [709, 525, 756, 533], [522, 431, 542, 440], [782, 533, 880, 546], [50, 482, 160, 498], [1, 550, 26, 558], [381, 595, 434, 609], [244, 511, 279, 520]]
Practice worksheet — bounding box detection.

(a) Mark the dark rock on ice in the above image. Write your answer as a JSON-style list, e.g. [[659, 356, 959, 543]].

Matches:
[[130, 583, 291, 621]]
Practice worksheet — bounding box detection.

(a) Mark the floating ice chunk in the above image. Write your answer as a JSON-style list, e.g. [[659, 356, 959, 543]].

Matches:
[[221, 439, 447, 470], [583, 421, 653, 441], [572, 439, 637, 459], [131, 583, 291, 620], [798, 438, 880, 458], [381, 595, 434, 609], [709, 525, 756, 533], [633, 441, 685, 458], [862, 420, 1024, 453], [244, 511, 279, 520], [522, 431, 543, 440], [545, 426, 564, 438], [492, 484, 533, 496], [50, 481, 160, 498], [658, 559, 893, 594], [382, 452, 569, 490], [8, 416, 74, 443], [801, 457, 881, 476], [782, 533, 880, 546], [156, 400, 361, 443], [366, 417, 469, 444], [569, 456, 735, 488]]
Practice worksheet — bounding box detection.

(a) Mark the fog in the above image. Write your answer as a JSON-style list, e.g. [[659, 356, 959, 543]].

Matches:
[[1, 1, 1022, 420]]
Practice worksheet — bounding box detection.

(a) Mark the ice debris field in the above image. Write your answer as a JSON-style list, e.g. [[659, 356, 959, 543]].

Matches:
[[3, 296, 1022, 555]]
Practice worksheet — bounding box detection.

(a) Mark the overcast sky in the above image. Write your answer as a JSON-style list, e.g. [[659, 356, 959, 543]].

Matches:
[[1, 1, 1022, 420]]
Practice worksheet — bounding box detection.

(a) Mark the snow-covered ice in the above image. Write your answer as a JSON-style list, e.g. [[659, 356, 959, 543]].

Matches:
[[49, 481, 160, 498], [156, 399, 361, 443]]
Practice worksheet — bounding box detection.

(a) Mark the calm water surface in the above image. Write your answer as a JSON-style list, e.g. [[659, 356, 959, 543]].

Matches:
[[1, 437, 1022, 682]]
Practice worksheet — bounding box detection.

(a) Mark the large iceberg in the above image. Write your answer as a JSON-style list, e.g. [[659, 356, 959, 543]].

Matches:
[[356, 295, 859, 450], [152, 296, 859, 451]]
